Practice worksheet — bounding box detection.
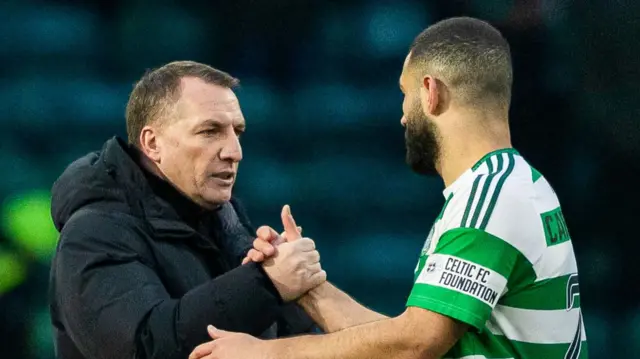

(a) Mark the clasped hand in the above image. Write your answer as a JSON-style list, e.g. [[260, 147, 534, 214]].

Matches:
[[189, 205, 324, 359], [249, 204, 326, 301]]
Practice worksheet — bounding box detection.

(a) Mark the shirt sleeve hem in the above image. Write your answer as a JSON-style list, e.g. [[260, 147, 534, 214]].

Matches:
[[406, 295, 486, 331]]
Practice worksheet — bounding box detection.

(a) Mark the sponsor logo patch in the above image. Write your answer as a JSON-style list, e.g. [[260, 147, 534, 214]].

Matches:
[[416, 254, 506, 307]]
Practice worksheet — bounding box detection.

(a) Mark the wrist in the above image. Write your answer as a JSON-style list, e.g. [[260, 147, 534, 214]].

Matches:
[[298, 281, 329, 306], [255, 262, 284, 304]]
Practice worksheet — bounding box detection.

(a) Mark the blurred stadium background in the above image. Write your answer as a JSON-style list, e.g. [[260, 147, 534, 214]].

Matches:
[[0, 0, 638, 358]]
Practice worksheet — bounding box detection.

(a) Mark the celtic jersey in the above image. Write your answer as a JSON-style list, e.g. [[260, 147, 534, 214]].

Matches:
[[407, 148, 588, 359]]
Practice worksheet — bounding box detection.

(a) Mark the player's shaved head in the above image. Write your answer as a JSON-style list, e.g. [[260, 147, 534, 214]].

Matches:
[[407, 17, 512, 112]]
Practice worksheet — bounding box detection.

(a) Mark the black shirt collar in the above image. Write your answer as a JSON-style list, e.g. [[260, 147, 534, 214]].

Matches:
[[127, 145, 214, 228]]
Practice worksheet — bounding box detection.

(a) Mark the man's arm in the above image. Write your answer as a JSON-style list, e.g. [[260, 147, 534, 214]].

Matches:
[[54, 213, 283, 359], [267, 307, 467, 359], [193, 306, 467, 359], [297, 282, 388, 333]]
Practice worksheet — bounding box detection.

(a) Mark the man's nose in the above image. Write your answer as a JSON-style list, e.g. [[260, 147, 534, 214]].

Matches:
[[219, 134, 243, 162]]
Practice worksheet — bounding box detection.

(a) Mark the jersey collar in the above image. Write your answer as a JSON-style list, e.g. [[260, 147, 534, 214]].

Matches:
[[442, 148, 519, 198]]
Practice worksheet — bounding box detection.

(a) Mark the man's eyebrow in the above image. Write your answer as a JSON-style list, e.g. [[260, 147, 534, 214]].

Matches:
[[198, 118, 246, 129], [198, 119, 224, 127]]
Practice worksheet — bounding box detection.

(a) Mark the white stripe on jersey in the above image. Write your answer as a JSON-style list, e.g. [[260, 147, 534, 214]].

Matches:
[[486, 305, 587, 344], [534, 240, 578, 280]]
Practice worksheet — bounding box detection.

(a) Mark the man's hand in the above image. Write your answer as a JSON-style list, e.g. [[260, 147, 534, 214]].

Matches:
[[189, 325, 273, 359], [242, 205, 303, 265], [252, 205, 325, 301], [261, 236, 325, 301]]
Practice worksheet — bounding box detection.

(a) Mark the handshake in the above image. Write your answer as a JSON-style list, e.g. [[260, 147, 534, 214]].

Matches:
[[243, 204, 327, 302]]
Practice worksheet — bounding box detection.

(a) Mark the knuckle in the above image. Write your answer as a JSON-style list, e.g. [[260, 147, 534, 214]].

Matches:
[[253, 242, 266, 251]]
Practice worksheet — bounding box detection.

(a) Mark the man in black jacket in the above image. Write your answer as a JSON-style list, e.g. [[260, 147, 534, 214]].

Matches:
[[49, 61, 326, 359]]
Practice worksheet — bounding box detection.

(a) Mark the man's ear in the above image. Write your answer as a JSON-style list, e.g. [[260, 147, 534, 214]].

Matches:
[[139, 125, 162, 163], [420, 76, 448, 116]]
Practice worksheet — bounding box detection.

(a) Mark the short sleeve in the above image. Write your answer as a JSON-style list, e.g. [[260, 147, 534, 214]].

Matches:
[[406, 227, 519, 330]]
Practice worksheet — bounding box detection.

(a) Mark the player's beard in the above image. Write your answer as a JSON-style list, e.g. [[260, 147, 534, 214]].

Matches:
[[404, 102, 442, 176]]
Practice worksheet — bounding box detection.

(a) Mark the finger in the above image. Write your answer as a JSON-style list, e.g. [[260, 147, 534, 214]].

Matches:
[[306, 250, 320, 264], [281, 205, 302, 242], [295, 237, 316, 252], [189, 341, 215, 359], [208, 325, 232, 339], [241, 257, 250, 265], [307, 262, 321, 273], [253, 237, 276, 256], [257, 225, 280, 242], [309, 269, 328, 287], [248, 249, 265, 262]]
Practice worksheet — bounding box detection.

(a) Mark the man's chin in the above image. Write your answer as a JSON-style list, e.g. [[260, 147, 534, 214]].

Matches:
[[407, 161, 438, 176], [201, 188, 233, 208]]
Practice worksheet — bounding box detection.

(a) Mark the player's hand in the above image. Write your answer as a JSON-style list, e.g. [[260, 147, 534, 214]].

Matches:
[[189, 325, 272, 359], [260, 235, 325, 301], [241, 205, 303, 265]]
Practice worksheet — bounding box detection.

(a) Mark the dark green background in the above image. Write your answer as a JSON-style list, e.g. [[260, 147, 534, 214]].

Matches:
[[1, 1, 637, 357]]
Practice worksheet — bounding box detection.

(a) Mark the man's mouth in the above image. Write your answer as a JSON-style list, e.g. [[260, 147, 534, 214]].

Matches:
[[211, 171, 235, 185]]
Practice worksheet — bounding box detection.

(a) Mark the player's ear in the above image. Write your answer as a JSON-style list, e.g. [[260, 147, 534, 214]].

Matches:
[[420, 76, 448, 116]]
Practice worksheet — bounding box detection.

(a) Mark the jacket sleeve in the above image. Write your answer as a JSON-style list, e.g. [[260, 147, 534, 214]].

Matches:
[[277, 303, 324, 336], [53, 211, 283, 359]]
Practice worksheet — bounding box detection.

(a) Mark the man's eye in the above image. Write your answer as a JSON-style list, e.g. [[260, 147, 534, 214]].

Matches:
[[200, 129, 217, 136]]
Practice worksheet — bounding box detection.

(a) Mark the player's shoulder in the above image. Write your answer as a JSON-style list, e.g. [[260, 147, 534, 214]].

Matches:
[[440, 151, 545, 253]]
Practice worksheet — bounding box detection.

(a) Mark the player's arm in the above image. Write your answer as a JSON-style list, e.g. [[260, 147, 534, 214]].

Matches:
[[257, 227, 519, 359], [202, 227, 519, 359], [265, 306, 466, 359], [297, 225, 521, 359], [297, 281, 388, 332]]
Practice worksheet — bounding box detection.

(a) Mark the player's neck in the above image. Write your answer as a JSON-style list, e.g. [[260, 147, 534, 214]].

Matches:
[[437, 115, 512, 188]]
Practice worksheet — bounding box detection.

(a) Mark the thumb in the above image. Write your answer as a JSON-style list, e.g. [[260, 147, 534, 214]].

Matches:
[[207, 325, 232, 339], [281, 205, 302, 241]]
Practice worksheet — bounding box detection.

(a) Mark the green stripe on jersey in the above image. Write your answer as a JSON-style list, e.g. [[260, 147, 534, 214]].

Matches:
[[479, 153, 516, 230], [433, 227, 538, 308], [468, 154, 503, 228], [434, 228, 520, 279], [461, 153, 516, 229], [501, 273, 580, 310], [471, 148, 520, 171], [461, 175, 482, 227], [407, 286, 490, 330], [436, 193, 454, 221]]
